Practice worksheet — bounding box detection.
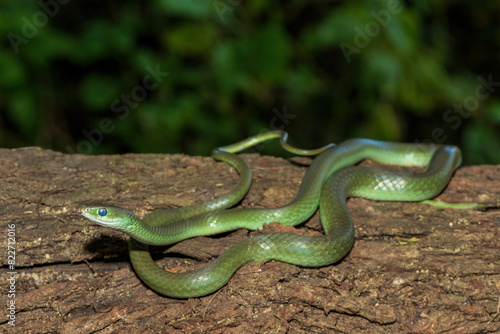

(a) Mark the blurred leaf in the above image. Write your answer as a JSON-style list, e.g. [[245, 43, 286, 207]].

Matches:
[[158, 0, 212, 19], [80, 74, 121, 110], [486, 100, 500, 122], [7, 89, 37, 136], [302, 7, 363, 49], [78, 20, 136, 62], [214, 24, 291, 87], [0, 52, 25, 86], [385, 13, 414, 55], [398, 56, 453, 113], [19, 29, 79, 66], [371, 103, 401, 139], [463, 123, 500, 164], [212, 40, 252, 93], [249, 25, 291, 83], [286, 66, 322, 102], [164, 23, 216, 55], [362, 49, 402, 99]]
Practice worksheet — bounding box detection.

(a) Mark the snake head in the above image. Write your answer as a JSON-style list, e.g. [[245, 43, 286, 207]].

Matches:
[[80, 205, 138, 233]]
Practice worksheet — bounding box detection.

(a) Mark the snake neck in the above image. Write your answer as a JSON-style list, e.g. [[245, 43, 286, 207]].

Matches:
[[126, 213, 194, 245]]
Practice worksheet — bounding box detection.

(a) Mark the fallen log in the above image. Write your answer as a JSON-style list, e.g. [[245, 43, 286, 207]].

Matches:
[[0, 147, 498, 333]]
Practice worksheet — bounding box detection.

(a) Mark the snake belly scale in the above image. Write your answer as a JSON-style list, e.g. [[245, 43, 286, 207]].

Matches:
[[81, 131, 461, 298]]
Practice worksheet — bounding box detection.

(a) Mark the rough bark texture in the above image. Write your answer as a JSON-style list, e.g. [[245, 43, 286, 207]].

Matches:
[[0, 147, 499, 334]]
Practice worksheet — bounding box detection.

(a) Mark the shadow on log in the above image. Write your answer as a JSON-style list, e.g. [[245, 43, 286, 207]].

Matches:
[[0, 147, 499, 333]]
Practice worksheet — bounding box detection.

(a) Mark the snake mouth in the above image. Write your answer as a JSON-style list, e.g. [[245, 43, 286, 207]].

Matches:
[[80, 207, 101, 224], [80, 206, 98, 218], [80, 206, 91, 214], [80, 205, 138, 233], [79, 205, 111, 227]]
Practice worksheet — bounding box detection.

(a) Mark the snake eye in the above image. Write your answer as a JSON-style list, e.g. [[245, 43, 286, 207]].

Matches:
[[98, 208, 108, 217]]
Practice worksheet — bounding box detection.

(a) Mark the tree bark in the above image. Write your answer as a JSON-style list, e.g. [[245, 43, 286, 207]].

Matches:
[[0, 147, 499, 334]]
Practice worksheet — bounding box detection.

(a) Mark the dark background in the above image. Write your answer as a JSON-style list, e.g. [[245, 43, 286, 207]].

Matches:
[[1, 0, 499, 165]]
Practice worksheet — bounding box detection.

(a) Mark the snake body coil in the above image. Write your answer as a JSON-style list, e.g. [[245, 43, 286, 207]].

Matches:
[[81, 131, 461, 298]]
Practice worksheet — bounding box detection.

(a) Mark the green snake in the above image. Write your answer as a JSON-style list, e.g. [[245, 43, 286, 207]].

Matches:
[[81, 131, 461, 298]]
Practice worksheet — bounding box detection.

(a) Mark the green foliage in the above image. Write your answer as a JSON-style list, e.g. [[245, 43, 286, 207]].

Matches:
[[0, 0, 498, 164]]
